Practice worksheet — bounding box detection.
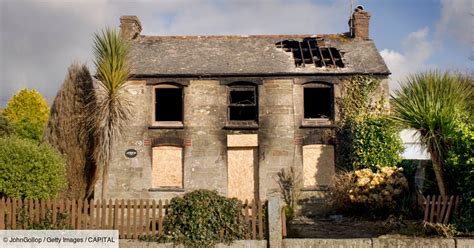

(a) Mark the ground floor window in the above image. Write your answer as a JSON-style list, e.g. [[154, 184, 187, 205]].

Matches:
[[151, 146, 183, 188]]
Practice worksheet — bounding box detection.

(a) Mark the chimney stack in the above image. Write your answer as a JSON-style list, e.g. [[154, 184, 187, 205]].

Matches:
[[120, 16, 142, 40], [350, 6, 371, 40]]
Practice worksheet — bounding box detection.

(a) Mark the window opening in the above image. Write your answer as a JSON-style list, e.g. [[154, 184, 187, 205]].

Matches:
[[155, 88, 183, 121], [228, 86, 257, 121], [304, 85, 332, 119]]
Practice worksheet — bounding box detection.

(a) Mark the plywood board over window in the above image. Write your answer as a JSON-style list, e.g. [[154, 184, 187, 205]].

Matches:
[[303, 144, 335, 188], [227, 134, 259, 201], [152, 146, 183, 188]]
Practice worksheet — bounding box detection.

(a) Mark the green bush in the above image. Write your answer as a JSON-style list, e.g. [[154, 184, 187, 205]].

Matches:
[[163, 190, 250, 247], [445, 119, 473, 233], [0, 136, 67, 198], [350, 114, 403, 170], [3, 89, 49, 141], [336, 75, 403, 171]]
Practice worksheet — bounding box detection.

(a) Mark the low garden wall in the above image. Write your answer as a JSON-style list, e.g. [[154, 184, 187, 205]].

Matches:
[[283, 238, 472, 248], [119, 238, 473, 248], [119, 240, 268, 248]]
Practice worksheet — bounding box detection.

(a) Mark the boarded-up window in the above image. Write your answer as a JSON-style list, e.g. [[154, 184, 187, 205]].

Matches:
[[227, 134, 258, 201], [303, 144, 335, 187], [227, 148, 258, 201], [152, 146, 183, 188]]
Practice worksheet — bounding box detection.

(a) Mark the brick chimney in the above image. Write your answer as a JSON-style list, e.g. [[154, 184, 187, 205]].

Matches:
[[350, 6, 371, 40], [120, 16, 142, 40]]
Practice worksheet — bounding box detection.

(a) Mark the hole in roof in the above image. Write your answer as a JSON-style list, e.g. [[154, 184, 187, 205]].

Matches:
[[275, 38, 344, 68]]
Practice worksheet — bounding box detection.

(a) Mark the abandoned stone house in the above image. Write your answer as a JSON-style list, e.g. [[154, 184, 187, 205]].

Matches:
[[96, 7, 390, 201]]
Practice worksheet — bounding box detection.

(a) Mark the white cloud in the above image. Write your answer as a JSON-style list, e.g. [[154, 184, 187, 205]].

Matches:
[[437, 0, 472, 44], [380, 27, 435, 92], [0, 0, 114, 106], [0, 0, 350, 106]]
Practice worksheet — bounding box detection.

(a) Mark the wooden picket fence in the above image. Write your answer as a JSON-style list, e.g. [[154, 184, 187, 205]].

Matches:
[[0, 198, 266, 240], [421, 195, 460, 224]]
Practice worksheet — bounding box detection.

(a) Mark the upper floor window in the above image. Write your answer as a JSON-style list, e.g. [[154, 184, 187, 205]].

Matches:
[[227, 83, 258, 123], [153, 84, 183, 127], [303, 82, 333, 124]]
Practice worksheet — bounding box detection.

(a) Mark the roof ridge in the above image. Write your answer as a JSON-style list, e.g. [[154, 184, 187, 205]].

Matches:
[[138, 33, 348, 39]]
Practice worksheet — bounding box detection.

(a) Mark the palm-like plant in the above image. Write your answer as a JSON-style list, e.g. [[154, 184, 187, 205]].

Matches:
[[391, 71, 473, 195], [87, 28, 132, 198]]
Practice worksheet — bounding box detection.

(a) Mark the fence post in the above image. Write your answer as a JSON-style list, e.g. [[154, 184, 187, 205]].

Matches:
[[0, 198, 4, 229], [267, 194, 283, 248]]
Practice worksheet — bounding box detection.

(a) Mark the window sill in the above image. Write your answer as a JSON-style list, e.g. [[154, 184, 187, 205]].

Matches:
[[224, 121, 259, 130], [149, 122, 184, 129], [148, 187, 185, 192], [301, 119, 335, 128]]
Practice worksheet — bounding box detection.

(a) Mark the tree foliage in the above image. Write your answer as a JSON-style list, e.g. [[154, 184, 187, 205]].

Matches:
[[3, 89, 49, 141], [43, 63, 96, 199], [0, 136, 67, 198], [391, 71, 473, 195], [87, 28, 133, 198], [0, 114, 14, 137]]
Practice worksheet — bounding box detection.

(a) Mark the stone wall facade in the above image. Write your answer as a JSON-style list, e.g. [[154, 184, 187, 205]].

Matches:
[[96, 76, 389, 200]]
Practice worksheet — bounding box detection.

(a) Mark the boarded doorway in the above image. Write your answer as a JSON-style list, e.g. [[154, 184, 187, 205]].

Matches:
[[227, 134, 259, 201], [303, 144, 335, 188]]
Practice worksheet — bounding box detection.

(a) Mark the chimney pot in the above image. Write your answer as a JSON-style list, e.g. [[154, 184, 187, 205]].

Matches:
[[120, 15, 142, 40], [350, 8, 371, 40]]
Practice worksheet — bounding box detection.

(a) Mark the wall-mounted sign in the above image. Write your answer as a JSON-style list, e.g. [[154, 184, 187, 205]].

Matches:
[[125, 149, 138, 158]]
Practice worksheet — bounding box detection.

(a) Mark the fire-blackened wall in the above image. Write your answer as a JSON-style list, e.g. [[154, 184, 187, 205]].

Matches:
[[98, 76, 389, 201]]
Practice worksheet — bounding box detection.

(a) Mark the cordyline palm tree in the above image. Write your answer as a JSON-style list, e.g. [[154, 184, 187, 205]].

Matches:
[[87, 28, 133, 199], [391, 71, 473, 196]]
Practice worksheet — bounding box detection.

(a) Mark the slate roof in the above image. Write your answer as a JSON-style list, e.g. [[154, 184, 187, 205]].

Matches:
[[128, 34, 390, 77]]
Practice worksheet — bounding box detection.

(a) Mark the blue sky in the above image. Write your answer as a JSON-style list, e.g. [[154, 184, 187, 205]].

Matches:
[[0, 0, 472, 106]]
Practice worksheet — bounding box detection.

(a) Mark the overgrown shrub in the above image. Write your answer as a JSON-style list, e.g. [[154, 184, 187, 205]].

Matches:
[[163, 190, 250, 247], [328, 167, 409, 216], [350, 114, 403, 170], [337, 75, 381, 170], [3, 89, 49, 141], [43, 63, 96, 199], [445, 119, 474, 233], [0, 136, 67, 198], [336, 75, 402, 171]]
